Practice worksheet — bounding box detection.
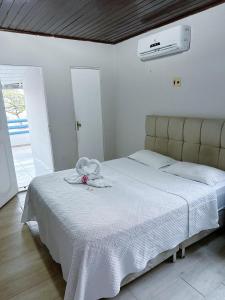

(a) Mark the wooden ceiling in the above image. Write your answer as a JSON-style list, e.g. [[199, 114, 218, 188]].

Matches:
[[0, 0, 224, 44]]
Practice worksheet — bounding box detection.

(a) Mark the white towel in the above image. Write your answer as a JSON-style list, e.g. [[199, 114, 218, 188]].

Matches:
[[65, 157, 112, 188], [76, 157, 101, 179]]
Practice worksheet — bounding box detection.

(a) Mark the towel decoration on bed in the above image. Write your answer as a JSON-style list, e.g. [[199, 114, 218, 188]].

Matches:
[[64, 157, 112, 188]]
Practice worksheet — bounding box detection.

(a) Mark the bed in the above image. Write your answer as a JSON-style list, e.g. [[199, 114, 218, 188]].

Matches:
[[22, 115, 225, 300], [145, 115, 225, 257]]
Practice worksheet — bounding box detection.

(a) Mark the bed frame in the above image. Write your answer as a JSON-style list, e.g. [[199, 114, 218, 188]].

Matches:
[[145, 115, 225, 258], [121, 246, 178, 286], [179, 209, 225, 258]]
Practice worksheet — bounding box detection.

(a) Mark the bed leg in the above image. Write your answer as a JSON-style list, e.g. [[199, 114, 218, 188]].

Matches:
[[180, 248, 186, 259], [171, 253, 177, 263]]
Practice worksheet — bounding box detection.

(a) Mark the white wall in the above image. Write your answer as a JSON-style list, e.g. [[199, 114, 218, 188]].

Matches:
[[23, 67, 53, 173], [0, 31, 116, 170], [115, 3, 225, 157]]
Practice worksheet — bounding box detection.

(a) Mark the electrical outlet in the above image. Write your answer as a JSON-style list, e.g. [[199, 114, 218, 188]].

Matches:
[[173, 77, 181, 87]]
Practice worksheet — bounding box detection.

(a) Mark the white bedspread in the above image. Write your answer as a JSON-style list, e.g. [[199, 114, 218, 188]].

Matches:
[[22, 158, 219, 300]]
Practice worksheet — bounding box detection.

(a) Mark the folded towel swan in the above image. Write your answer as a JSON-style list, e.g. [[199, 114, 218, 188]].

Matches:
[[76, 157, 101, 178], [64, 157, 112, 188]]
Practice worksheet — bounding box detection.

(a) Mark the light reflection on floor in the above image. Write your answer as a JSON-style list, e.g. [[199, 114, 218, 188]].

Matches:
[[12, 145, 35, 189]]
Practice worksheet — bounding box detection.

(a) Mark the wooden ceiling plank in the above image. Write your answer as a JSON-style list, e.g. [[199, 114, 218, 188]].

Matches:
[[0, 0, 15, 25], [61, 0, 151, 36], [48, 0, 120, 34], [2, 0, 27, 28], [109, 0, 225, 42], [35, 0, 88, 33], [26, 0, 88, 32], [9, 0, 40, 28], [142, 0, 193, 22], [27, 0, 66, 31], [94, 0, 191, 40], [55, 0, 130, 36], [18, 0, 52, 30], [21, 2, 58, 31], [0, 0, 224, 44], [106, 1, 207, 41], [114, 0, 225, 43], [68, 0, 194, 39], [79, 0, 186, 36], [62, 0, 225, 42], [74, 0, 178, 40], [50, 1, 96, 35], [40, 0, 93, 33]]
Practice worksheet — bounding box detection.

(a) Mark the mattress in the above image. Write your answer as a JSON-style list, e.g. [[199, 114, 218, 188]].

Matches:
[[22, 158, 219, 300], [215, 181, 225, 210]]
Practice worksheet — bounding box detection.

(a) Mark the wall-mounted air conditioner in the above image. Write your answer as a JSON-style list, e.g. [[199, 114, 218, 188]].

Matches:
[[137, 25, 191, 61]]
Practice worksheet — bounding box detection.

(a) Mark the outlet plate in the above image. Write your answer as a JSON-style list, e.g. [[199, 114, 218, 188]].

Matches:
[[173, 77, 181, 87]]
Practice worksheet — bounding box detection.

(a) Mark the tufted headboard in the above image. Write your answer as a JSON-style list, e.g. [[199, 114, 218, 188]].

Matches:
[[145, 115, 225, 170]]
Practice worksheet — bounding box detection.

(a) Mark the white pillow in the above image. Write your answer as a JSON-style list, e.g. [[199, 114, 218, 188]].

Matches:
[[162, 161, 225, 186], [128, 150, 176, 169]]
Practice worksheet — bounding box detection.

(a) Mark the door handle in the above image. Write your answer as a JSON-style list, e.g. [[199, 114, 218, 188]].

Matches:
[[76, 121, 82, 131]]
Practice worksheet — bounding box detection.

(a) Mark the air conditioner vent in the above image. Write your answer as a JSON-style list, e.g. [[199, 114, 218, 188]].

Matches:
[[137, 25, 191, 61]]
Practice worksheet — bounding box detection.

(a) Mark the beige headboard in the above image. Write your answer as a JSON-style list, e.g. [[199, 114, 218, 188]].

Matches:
[[145, 115, 225, 170]]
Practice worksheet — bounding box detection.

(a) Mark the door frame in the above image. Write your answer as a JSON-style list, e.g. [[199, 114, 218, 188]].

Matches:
[[0, 64, 55, 171], [37, 67, 55, 171], [23, 66, 55, 173], [0, 81, 18, 206], [70, 66, 104, 160]]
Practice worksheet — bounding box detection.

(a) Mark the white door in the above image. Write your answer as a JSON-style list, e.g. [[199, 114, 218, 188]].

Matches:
[[71, 68, 104, 161], [0, 82, 18, 208]]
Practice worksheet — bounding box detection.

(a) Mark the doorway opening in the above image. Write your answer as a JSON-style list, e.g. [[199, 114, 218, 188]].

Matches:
[[0, 65, 53, 191]]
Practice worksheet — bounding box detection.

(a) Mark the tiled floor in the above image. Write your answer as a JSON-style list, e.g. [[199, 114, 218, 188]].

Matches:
[[11, 145, 52, 190], [12, 145, 35, 189], [1, 193, 225, 300]]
